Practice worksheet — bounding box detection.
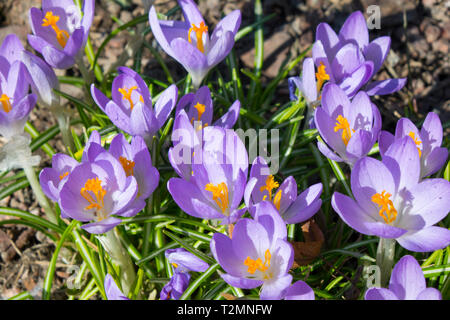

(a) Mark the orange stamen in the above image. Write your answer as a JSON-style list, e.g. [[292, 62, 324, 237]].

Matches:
[[80, 177, 107, 213], [118, 86, 138, 111], [408, 132, 422, 158], [205, 182, 229, 214], [244, 249, 271, 274], [371, 190, 397, 224], [334, 115, 354, 146], [315, 62, 330, 92], [188, 22, 208, 53], [119, 156, 135, 177], [59, 172, 69, 180], [0, 94, 12, 113], [42, 11, 70, 48], [260, 175, 279, 201]]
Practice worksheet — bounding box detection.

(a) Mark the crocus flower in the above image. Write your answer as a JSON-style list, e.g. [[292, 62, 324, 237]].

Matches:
[[210, 201, 294, 300], [244, 157, 323, 224], [0, 34, 59, 109], [149, 0, 241, 88], [105, 274, 129, 300], [0, 59, 37, 139], [39, 153, 79, 218], [59, 151, 139, 234], [160, 272, 190, 300], [314, 83, 381, 166], [175, 85, 240, 130], [379, 112, 448, 178], [283, 280, 315, 300], [160, 248, 209, 300], [332, 137, 450, 252], [365, 255, 442, 300], [91, 67, 178, 142], [28, 0, 95, 69], [288, 57, 323, 104], [167, 126, 248, 224], [312, 11, 406, 97]]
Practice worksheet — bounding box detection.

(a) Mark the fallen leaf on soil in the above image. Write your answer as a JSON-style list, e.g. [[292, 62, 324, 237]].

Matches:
[[290, 219, 325, 268], [220, 293, 237, 300]]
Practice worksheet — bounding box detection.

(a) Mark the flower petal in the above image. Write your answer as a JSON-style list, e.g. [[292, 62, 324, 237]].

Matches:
[[397, 226, 450, 252]]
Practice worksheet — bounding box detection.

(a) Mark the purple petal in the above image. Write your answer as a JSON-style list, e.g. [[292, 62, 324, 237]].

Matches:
[[317, 140, 343, 162], [170, 38, 208, 84], [210, 233, 247, 277], [338, 11, 369, 50], [299, 58, 318, 102], [283, 183, 323, 224], [378, 130, 394, 157], [331, 43, 364, 82], [154, 84, 178, 129], [321, 83, 350, 119], [364, 36, 390, 74], [338, 61, 374, 97], [422, 147, 448, 178], [81, 217, 122, 234], [213, 100, 240, 129], [365, 288, 398, 300], [311, 40, 335, 83], [345, 129, 373, 160], [421, 112, 443, 150], [416, 288, 442, 300], [253, 201, 287, 242], [315, 22, 339, 60], [260, 274, 292, 300], [314, 107, 347, 156], [365, 78, 407, 96], [179, 0, 205, 26], [389, 255, 425, 300], [221, 273, 263, 289], [104, 274, 129, 300], [397, 226, 450, 252], [284, 280, 315, 300]]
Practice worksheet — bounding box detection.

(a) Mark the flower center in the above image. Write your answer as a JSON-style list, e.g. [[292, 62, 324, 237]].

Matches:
[[244, 249, 271, 275], [42, 11, 70, 48], [119, 156, 135, 177], [334, 115, 354, 146], [371, 190, 397, 224], [408, 132, 422, 158], [315, 62, 330, 93], [205, 182, 229, 214], [188, 22, 208, 53], [59, 171, 69, 180], [260, 175, 283, 210], [118, 86, 143, 111], [171, 262, 178, 269], [0, 94, 12, 113], [80, 177, 107, 218], [190, 102, 208, 130]]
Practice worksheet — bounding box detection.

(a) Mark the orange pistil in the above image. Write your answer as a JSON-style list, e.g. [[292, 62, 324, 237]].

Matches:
[[244, 249, 271, 274], [80, 177, 107, 213], [408, 132, 422, 158], [0, 94, 12, 113], [205, 182, 229, 214], [371, 190, 397, 224], [190, 102, 208, 130], [260, 175, 279, 201], [59, 172, 69, 180], [188, 22, 208, 53], [119, 156, 135, 177], [41, 11, 70, 48], [315, 62, 330, 93], [334, 115, 354, 146], [172, 262, 178, 269], [118, 86, 139, 111]]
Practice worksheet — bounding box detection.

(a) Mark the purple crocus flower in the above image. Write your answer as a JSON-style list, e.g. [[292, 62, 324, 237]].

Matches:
[[149, 0, 241, 88], [283, 280, 315, 300], [314, 83, 381, 166], [244, 157, 323, 224], [365, 255, 442, 300], [288, 57, 323, 104], [379, 112, 448, 178], [0, 59, 37, 139], [104, 274, 129, 300], [167, 126, 248, 224], [160, 272, 190, 300], [0, 34, 59, 109], [28, 0, 95, 69], [59, 151, 139, 234], [39, 153, 79, 218], [332, 137, 450, 252], [210, 201, 294, 300], [312, 11, 406, 97], [165, 248, 210, 274], [91, 67, 178, 142], [160, 248, 209, 300], [175, 85, 240, 130]]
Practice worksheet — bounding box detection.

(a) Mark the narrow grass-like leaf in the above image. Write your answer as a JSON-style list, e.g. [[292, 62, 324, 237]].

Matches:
[[179, 263, 220, 300]]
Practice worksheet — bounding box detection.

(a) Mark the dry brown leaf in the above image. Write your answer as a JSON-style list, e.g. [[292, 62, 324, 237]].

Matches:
[[290, 219, 325, 267], [221, 292, 237, 300]]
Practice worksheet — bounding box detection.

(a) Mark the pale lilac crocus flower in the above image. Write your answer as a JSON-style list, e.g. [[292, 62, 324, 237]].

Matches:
[[365, 255, 442, 300], [379, 112, 448, 178], [167, 126, 248, 224], [312, 11, 406, 97], [160, 248, 209, 300], [210, 201, 294, 300], [332, 137, 450, 252], [244, 157, 322, 224], [283, 280, 315, 300], [149, 0, 241, 88], [91, 67, 178, 143], [28, 0, 95, 69], [314, 83, 381, 167], [105, 274, 129, 300]]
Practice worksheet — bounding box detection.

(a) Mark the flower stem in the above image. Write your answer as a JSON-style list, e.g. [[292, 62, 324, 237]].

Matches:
[[100, 229, 136, 296], [376, 237, 396, 287], [55, 112, 74, 152], [22, 164, 58, 224]]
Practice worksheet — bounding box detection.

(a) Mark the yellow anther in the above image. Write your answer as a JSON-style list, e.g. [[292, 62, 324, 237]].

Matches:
[[118, 86, 138, 111], [188, 22, 208, 53], [193, 102, 206, 121], [59, 172, 69, 180], [42, 11, 70, 48], [0, 94, 12, 113], [260, 175, 279, 201], [243, 249, 271, 275], [205, 182, 229, 214], [315, 62, 330, 92], [334, 115, 354, 146], [172, 263, 178, 269], [408, 132, 422, 158], [273, 189, 282, 211], [80, 177, 107, 213], [119, 156, 135, 177], [371, 190, 397, 224]]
